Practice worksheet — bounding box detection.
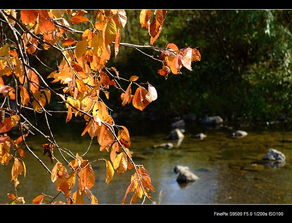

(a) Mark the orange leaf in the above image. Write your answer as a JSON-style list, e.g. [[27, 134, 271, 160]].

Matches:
[[192, 48, 201, 62], [77, 160, 95, 191], [28, 69, 39, 94], [113, 152, 128, 174], [66, 106, 73, 123], [0, 117, 12, 133], [129, 75, 139, 82], [157, 65, 170, 77], [98, 124, 114, 152], [110, 142, 120, 164], [71, 15, 90, 24], [165, 54, 182, 75], [140, 10, 152, 29], [62, 37, 77, 46], [32, 194, 45, 204], [149, 10, 167, 45], [19, 86, 30, 106], [7, 193, 17, 200], [121, 83, 132, 106], [118, 126, 131, 148], [132, 87, 150, 111], [20, 10, 38, 24]]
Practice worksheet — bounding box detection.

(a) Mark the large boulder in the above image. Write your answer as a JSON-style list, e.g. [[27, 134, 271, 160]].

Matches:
[[174, 165, 199, 183], [201, 116, 223, 126], [232, 130, 248, 139], [167, 128, 185, 140]]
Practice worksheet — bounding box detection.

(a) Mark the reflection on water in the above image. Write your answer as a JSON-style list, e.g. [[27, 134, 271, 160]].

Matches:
[[1, 119, 292, 204]]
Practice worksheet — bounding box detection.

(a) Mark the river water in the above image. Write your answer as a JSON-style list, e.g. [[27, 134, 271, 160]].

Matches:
[[1, 118, 292, 204]]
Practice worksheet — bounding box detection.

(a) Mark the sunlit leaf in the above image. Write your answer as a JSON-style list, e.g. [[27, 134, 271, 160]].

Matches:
[[71, 15, 90, 24], [140, 10, 152, 29], [145, 83, 158, 102], [32, 194, 45, 204], [62, 37, 77, 46], [132, 86, 150, 111], [105, 160, 114, 184], [19, 86, 30, 106], [121, 83, 132, 106]]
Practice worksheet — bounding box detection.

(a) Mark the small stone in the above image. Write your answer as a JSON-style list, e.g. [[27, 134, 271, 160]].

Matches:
[[153, 143, 174, 149], [194, 133, 207, 140], [232, 130, 248, 138], [167, 128, 185, 140]]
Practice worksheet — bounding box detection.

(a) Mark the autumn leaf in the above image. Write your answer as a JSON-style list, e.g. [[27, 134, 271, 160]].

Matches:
[[75, 40, 88, 58], [72, 190, 85, 204], [149, 10, 167, 45], [129, 75, 139, 82], [105, 160, 114, 184], [28, 69, 39, 93], [32, 194, 45, 204], [0, 117, 12, 133], [113, 152, 128, 174], [71, 15, 90, 24], [11, 158, 25, 188], [0, 44, 9, 57], [20, 10, 38, 25], [51, 162, 76, 197], [121, 83, 132, 106], [62, 37, 77, 46], [132, 86, 150, 111], [140, 10, 152, 29], [192, 48, 201, 62], [98, 124, 114, 151], [157, 65, 171, 77], [180, 47, 193, 71], [77, 160, 95, 191], [118, 126, 131, 148], [19, 86, 30, 106], [145, 83, 158, 103]]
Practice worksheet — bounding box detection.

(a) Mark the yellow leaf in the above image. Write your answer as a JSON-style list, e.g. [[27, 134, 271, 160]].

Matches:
[[19, 86, 30, 106], [105, 160, 114, 184], [75, 40, 87, 58], [11, 157, 24, 188], [0, 44, 9, 57], [72, 190, 85, 204]]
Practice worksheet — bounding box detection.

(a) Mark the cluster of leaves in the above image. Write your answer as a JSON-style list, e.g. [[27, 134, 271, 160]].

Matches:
[[0, 9, 200, 204]]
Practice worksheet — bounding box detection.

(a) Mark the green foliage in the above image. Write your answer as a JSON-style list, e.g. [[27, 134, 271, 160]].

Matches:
[[115, 10, 292, 122]]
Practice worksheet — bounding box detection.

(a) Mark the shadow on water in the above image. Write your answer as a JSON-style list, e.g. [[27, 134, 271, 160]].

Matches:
[[1, 117, 292, 204]]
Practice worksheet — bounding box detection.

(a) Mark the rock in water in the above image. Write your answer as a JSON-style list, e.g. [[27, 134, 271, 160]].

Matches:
[[194, 133, 207, 140], [232, 130, 248, 138], [174, 165, 189, 174], [153, 143, 174, 149], [174, 165, 199, 183], [201, 116, 223, 126], [262, 149, 286, 162], [167, 128, 185, 140]]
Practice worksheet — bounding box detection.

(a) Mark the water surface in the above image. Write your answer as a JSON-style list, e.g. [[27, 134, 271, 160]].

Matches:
[[1, 119, 292, 204]]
